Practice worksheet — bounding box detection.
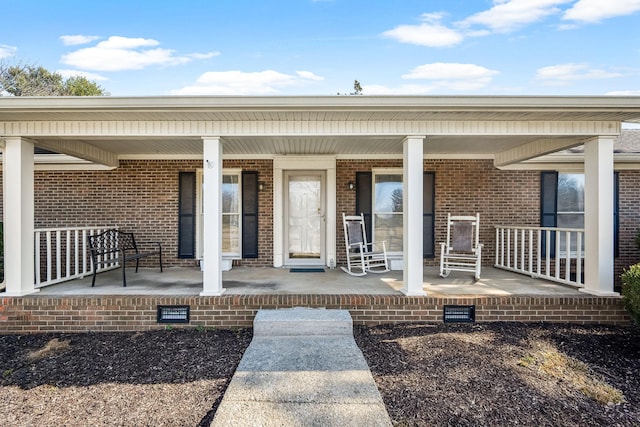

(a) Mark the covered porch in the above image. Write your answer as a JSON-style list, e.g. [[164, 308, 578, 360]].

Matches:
[[2, 96, 640, 302]]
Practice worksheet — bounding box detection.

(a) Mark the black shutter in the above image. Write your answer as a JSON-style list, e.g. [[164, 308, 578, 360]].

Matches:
[[242, 171, 259, 258], [423, 172, 435, 258], [355, 172, 373, 243], [540, 171, 558, 227], [540, 171, 558, 257], [178, 172, 196, 258], [614, 172, 619, 258]]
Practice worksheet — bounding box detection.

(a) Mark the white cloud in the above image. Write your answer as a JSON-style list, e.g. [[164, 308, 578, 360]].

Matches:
[[187, 52, 220, 60], [402, 63, 500, 90], [60, 35, 101, 46], [535, 63, 625, 85], [170, 70, 324, 95], [61, 36, 218, 71], [0, 44, 17, 59], [296, 70, 324, 81], [57, 69, 109, 81], [460, 0, 573, 33], [382, 12, 464, 47], [563, 0, 640, 22]]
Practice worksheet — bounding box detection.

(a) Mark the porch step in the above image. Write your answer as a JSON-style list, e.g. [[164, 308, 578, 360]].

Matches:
[[211, 308, 392, 427], [253, 306, 353, 337]]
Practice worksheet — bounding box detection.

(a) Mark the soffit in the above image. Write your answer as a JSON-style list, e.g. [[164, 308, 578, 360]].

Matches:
[[34, 135, 560, 156]]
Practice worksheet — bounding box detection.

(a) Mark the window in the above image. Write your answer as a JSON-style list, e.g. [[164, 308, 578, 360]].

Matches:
[[222, 174, 241, 256], [356, 170, 435, 258], [541, 171, 619, 257], [557, 173, 584, 229], [195, 169, 243, 259], [557, 173, 584, 254], [373, 171, 403, 252], [183, 170, 259, 260]]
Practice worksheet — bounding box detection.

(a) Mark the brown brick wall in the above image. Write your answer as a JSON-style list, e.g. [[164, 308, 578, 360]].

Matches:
[[5, 159, 275, 268], [617, 171, 640, 282], [0, 295, 630, 333], [33, 160, 202, 268]]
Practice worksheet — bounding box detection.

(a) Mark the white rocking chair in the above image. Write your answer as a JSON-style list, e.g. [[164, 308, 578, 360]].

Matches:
[[440, 213, 483, 280], [341, 213, 390, 276]]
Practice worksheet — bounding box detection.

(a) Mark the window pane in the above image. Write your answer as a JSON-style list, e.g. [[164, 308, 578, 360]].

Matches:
[[557, 213, 584, 229], [374, 175, 403, 213], [222, 215, 240, 254], [222, 175, 239, 214], [557, 213, 584, 254], [557, 174, 584, 212], [374, 214, 403, 252]]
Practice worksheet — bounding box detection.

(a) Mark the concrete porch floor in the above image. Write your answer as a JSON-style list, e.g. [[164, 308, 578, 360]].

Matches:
[[35, 266, 584, 296]]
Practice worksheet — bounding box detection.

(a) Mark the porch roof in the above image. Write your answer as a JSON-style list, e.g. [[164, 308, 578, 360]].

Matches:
[[1, 95, 640, 166]]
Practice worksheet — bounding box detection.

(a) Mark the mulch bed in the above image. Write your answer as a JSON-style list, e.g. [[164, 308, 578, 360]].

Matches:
[[1, 322, 638, 426], [355, 322, 640, 427]]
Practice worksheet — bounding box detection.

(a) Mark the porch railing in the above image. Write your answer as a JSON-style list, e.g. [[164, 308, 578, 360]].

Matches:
[[494, 225, 584, 288], [34, 226, 117, 288]]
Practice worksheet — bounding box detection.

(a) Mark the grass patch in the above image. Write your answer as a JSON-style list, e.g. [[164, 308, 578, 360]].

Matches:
[[519, 345, 625, 405]]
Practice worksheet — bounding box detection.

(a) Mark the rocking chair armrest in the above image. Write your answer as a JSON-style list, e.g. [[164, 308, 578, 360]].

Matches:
[[347, 242, 365, 250]]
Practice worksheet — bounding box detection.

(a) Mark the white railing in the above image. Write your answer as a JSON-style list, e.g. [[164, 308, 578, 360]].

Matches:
[[34, 226, 117, 288], [494, 225, 584, 288]]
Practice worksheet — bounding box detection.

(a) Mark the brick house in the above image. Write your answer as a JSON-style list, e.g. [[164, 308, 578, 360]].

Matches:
[[1, 95, 640, 301]]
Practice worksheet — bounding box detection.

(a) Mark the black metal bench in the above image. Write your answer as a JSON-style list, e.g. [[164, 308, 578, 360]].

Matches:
[[87, 229, 162, 287]]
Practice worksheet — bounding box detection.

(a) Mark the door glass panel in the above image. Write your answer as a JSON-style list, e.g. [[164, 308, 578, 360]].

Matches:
[[288, 175, 321, 259]]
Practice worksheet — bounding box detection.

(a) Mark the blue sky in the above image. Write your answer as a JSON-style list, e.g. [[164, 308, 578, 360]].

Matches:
[[1, 0, 640, 97]]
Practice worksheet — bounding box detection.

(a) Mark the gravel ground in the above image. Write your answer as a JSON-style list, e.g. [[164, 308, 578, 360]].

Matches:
[[1, 322, 638, 427]]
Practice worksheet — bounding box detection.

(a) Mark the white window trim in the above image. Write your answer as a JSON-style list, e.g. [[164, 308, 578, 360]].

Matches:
[[372, 168, 403, 256], [196, 168, 243, 260]]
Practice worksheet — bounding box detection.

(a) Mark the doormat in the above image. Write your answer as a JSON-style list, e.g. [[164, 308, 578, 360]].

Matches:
[[289, 268, 325, 273]]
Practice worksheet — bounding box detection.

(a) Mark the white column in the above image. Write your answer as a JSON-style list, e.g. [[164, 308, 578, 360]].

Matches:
[[401, 136, 426, 296], [581, 136, 617, 296], [200, 137, 225, 296], [3, 137, 38, 296]]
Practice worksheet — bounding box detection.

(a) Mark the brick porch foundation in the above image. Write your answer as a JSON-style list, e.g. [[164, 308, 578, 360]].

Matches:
[[0, 294, 630, 333]]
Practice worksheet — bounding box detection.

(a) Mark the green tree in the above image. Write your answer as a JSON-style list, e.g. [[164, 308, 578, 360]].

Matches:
[[0, 62, 108, 96], [63, 75, 107, 96]]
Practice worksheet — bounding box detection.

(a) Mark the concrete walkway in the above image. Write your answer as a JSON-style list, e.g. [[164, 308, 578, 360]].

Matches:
[[211, 308, 392, 427]]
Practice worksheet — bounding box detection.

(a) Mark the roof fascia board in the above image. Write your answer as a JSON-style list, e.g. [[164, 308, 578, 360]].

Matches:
[[1, 95, 640, 114]]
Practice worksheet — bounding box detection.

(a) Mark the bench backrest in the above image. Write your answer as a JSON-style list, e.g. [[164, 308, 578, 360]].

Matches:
[[87, 229, 138, 256]]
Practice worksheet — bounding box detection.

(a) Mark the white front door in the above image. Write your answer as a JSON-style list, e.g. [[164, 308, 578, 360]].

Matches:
[[284, 171, 326, 265]]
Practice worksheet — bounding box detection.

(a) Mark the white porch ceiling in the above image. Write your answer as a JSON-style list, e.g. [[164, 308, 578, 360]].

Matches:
[[33, 135, 574, 157]]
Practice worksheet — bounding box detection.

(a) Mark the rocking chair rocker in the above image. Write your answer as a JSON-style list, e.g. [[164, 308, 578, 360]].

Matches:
[[341, 213, 390, 276]]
